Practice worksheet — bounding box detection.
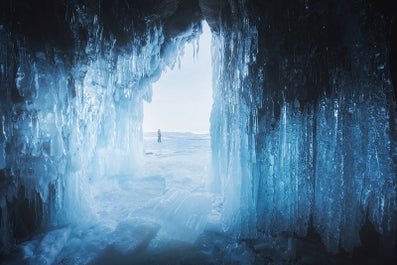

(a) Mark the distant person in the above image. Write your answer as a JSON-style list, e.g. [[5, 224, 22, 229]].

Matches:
[[157, 129, 162, 143]]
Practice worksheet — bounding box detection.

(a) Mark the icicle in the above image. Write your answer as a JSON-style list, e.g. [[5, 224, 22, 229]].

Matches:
[[192, 36, 200, 62], [192, 40, 196, 62]]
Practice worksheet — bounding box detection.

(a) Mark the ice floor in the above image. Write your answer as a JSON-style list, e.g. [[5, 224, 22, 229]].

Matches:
[[1, 133, 372, 265], [2, 132, 226, 265]]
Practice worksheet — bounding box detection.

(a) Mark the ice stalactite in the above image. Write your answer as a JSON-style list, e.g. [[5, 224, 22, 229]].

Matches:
[[0, 0, 203, 254], [210, 1, 262, 238], [208, 0, 397, 255]]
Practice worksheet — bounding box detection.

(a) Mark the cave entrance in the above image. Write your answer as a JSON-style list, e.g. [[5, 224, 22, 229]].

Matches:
[[143, 21, 213, 134], [141, 20, 213, 193], [135, 20, 215, 242], [91, 21, 216, 243]]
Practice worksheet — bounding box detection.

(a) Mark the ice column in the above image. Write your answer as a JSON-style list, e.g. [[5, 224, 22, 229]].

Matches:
[[211, 0, 397, 254], [210, 5, 261, 238]]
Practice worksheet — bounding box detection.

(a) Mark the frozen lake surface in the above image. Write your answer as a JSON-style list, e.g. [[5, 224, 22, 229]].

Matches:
[[2, 133, 225, 265], [1, 133, 366, 265]]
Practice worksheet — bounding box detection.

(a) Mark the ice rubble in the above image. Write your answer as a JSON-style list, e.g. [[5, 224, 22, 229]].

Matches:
[[0, 0, 396, 263]]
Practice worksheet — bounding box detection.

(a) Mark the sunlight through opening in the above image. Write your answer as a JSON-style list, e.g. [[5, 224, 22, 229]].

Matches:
[[139, 22, 215, 243], [143, 21, 213, 134]]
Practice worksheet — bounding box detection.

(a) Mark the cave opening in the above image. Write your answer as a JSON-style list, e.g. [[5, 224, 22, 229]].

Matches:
[[143, 21, 213, 135], [139, 19, 214, 217], [74, 19, 219, 250]]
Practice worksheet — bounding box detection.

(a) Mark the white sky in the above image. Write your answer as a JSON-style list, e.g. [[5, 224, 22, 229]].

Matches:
[[143, 21, 213, 133]]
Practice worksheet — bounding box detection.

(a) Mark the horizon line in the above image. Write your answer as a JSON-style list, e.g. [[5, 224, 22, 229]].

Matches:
[[143, 130, 210, 135]]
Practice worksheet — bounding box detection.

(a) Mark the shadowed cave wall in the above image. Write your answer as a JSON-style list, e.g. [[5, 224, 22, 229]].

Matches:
[[0, 0, 396, 262]]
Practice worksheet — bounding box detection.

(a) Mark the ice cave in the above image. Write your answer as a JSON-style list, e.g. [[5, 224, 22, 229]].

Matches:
[[0, 0, 396, 264]]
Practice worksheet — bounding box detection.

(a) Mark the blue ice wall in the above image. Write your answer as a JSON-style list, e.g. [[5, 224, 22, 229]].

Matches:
[[0, 0, 202, 253], [210, 1, 260, 238], [209, 0, 397, 254]]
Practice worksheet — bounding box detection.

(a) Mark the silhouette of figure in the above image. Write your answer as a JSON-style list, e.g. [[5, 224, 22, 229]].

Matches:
[[157, 129, 162, 143]]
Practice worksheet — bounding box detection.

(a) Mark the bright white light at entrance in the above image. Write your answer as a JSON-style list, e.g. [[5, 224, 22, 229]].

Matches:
[[143, 21, 213, 133]]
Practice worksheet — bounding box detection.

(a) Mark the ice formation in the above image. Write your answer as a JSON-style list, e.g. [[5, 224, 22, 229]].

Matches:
[[0, 0, 396, 263], [214, 0, 397, 258], [210, 0, 397, 256]]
